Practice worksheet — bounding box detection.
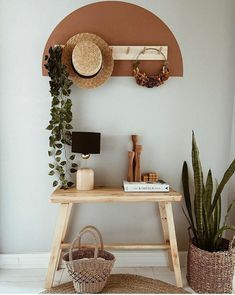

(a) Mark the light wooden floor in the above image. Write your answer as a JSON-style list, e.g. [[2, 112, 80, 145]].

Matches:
[[0, 267, 195, 294]]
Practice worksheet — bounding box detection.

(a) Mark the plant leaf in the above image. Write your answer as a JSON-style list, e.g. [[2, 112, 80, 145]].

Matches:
[[46, 125, 53, 130], [49, 163, 54, 169], [213, 194, 221, 239], [55, 143, 62, 149], [48, 170, 55, 176], [182, 161, 196, 235], [53, 180, 58, 187], [70, 155, 75, 160], [211, 158, 235, 214], [48, 150, 53, 156], [223, 199, 235, 227], [65, 124, 73, 130], [192, 131, 204, 242], [205, 170, 213, 210], [203, 170, 214, 242]]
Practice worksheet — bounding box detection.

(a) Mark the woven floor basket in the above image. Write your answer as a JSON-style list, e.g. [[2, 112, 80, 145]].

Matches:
[[63, 226, 115, 294], [187, 236, 235, 293]]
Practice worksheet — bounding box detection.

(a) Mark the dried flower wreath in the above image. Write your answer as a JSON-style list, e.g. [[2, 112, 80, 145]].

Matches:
[[133, 47, 170, 88]]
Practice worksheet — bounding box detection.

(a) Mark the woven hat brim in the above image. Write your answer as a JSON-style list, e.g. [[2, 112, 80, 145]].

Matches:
[[62, 33, 114, 89]]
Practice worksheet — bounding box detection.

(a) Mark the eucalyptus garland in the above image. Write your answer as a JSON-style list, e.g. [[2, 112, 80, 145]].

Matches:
[[44, 46, 78, 189]]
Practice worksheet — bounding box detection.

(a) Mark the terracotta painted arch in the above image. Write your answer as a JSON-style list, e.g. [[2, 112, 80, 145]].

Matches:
[[42, 1, 183, 77]]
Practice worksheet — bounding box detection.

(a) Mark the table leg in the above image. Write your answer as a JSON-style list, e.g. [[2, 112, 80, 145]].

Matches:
[[56, 203, 73, 270], [158, 202, 173, 270], [44, 203, 70, 289], [165, 202, 183, 288]]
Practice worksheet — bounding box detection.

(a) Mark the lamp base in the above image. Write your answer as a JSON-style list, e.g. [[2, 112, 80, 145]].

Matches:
[[76, 168, 94, 191]]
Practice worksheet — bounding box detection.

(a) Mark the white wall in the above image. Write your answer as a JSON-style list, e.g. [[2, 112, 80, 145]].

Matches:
[[0, 0, 235, 253], [228, 94, 235, 233]]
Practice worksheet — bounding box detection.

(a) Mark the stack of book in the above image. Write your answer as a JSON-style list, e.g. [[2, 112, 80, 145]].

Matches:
[[123, 180, 169, 192]]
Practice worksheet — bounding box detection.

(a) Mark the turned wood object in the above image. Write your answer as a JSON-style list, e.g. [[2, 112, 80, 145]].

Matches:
[[127, 151, 135, 182], [134, 144, 142, 182], [131, 134, 138, 151], [131, 135, 138, 181]]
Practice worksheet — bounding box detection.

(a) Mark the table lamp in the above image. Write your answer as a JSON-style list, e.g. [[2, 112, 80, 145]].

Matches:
[[72, 131, 101, 190]]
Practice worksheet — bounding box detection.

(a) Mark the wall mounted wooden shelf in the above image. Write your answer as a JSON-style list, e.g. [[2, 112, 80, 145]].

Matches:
[[111, 46, 168, 61], [42, 1, 183, 77], [55, 45, 168, 61]]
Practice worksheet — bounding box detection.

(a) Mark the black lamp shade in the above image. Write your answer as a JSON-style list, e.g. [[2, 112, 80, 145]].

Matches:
[[72, 132, 101, 155]]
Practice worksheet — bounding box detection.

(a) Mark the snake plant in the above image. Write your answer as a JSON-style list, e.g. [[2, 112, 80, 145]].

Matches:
[[182, 132, 235, 251]]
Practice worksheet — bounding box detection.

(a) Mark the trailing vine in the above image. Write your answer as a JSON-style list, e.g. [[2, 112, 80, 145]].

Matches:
[[44, 46, 78, 189]]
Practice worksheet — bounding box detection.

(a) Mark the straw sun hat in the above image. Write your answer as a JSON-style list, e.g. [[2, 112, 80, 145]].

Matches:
[[62, 33, 114, 89]]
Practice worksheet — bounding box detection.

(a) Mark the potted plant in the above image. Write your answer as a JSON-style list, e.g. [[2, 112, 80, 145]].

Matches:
[[182, 132, 235, 293]]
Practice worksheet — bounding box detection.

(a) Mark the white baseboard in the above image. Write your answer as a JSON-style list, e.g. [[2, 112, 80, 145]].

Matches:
[[0, 251, 187, 269]]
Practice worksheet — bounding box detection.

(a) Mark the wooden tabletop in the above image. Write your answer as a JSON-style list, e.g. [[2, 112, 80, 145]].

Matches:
[[50, 187, 182, 203]]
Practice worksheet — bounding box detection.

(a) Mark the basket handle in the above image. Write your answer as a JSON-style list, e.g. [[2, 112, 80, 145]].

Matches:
[[78, 225, 104, 251], [69, 226, 104, 261], [229, 235, 235, 253]]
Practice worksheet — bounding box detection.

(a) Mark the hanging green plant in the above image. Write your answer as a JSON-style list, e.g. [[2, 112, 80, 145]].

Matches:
[[44, 46, 78, 189]]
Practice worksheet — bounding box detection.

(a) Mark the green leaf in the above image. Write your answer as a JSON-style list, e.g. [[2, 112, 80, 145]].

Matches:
[[182, 207, 197, 240], [192, 131, 204, 242], [223, 199, 235, 228], [214, 194, 221, 238], [182, 162, 195, 231], [72, 163, 78, 167], [46, 125, 53, 130], [59, 174, 65, 181], [49, 163, 54, 169], [61, 179, 68, 189], [65, 124, 73, 130], [52, 97, 59, 105], [203, 170, 214, 241], [53, 180, 58, 187], [56, 165, 63, 172], [55, 157, 61, 162], [70, 168, 77, 173], [210, 158, 235, 214], [70, 155, 75, 160], [214, 225, 235, 245], [48, 170, 55, 176], [205, 170, 213, 210], [56, 150, 62, 156], [55, 143, 62, 149], [60, 161, 66, 166], [48, 150, 53, 156]]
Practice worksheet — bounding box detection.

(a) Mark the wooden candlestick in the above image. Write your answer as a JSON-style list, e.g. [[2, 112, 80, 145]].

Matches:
[[131, 135, 138, 181], [134, 144, 142, 182], [131, 134, 138, 151], [127, 151, 135, 182]]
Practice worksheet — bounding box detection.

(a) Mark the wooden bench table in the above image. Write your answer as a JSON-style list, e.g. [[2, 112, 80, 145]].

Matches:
[[45, 187, 183, 288]]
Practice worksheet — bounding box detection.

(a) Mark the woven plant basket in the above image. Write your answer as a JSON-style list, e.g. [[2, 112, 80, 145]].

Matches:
[[187, 236, 235, 293], [63, 226, 115, 294]]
